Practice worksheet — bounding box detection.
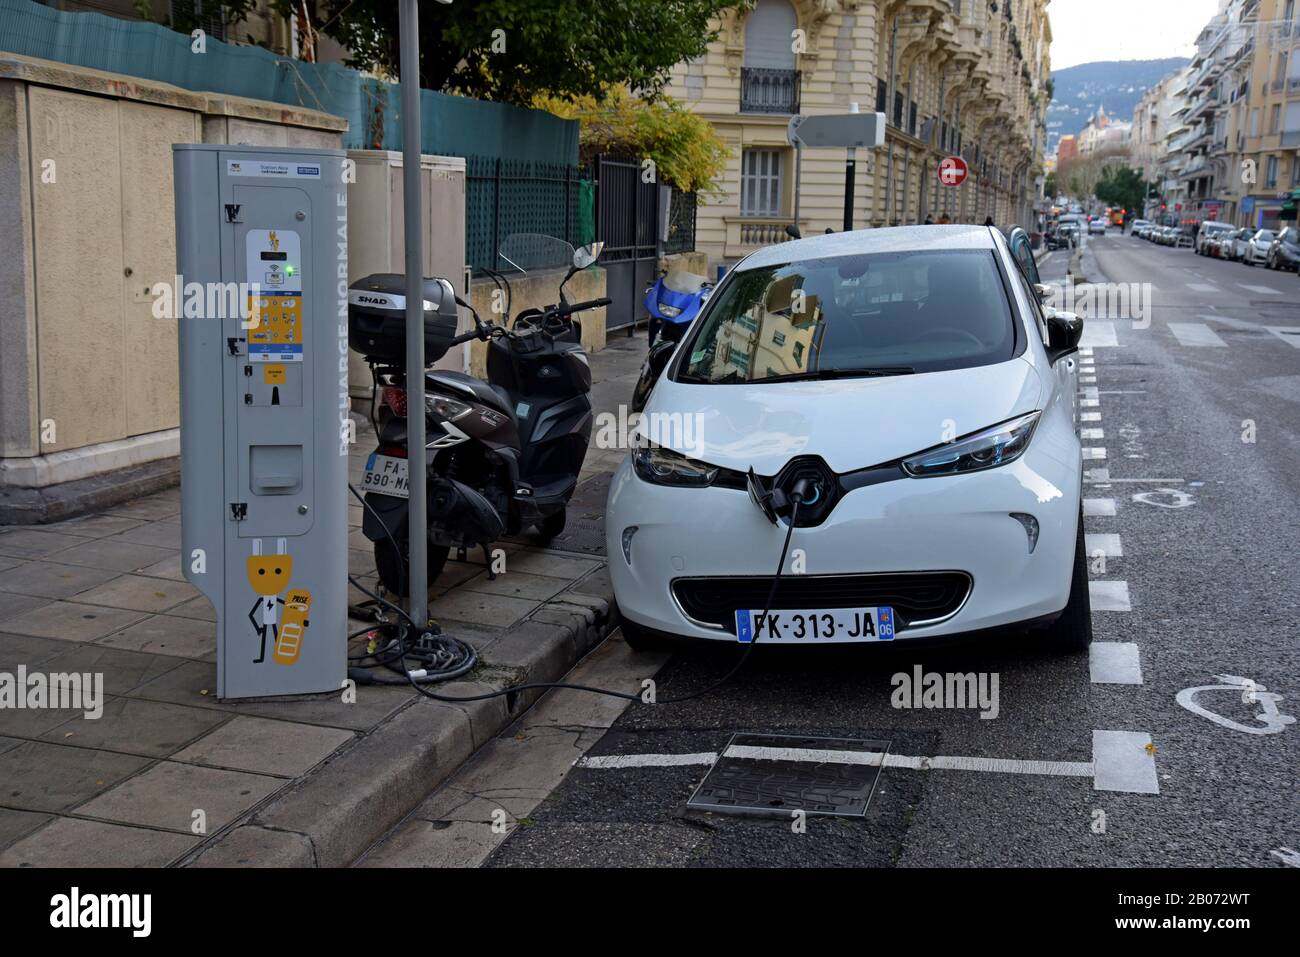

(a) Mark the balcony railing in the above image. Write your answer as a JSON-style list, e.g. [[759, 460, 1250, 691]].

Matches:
[[740, 68, 801, 115]]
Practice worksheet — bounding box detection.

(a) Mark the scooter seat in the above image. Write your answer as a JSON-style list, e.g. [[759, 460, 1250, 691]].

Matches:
[[426, 370, 518, 423]]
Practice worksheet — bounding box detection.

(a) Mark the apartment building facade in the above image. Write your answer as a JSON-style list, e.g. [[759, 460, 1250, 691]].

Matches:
[[661, 0, 1052, 264]]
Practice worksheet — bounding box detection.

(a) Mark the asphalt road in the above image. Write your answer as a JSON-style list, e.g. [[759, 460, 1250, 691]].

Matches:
[[368, 231, 1300, 868]]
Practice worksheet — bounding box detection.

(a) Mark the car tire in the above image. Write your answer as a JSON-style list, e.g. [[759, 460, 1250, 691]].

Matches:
[[1045, 509, 1093, 653], [619, 615, 673, 653]]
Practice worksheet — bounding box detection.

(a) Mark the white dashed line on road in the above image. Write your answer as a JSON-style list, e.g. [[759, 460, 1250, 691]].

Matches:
[[1265, 326, 1300, 348], [1168, 322, 1227, 347], [1092, 730, 1159, 794], [1083, 447, 1107, 460], [577, 752, 717, 769], [1085, 533, 1123, 557], [1089, 580, 1132, 611], [1084, 498, 1116, 516], [1187, 283, 1217, 293], [1081, 428, 1104, 440], [1090, 642, 1143, 685], [1080, 321, 1119, 347], [1238, 283, 1281, 295], [1081, 411, 1102, 422]]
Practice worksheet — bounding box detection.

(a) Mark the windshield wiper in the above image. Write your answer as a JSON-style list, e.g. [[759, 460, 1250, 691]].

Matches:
[[759, 366, 916, 382]]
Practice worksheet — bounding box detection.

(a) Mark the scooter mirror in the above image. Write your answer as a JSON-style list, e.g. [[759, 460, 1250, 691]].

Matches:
[[573, 242, 604, 270]]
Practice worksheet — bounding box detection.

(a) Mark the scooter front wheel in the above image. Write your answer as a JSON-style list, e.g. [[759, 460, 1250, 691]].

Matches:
[[537, 508, 567, 541], [374, 538, 450, 598]]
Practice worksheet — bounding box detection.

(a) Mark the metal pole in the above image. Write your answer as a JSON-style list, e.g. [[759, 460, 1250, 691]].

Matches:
[[843, 148, 855, 232], [399, 0, 427, 628], [792, 140, 802, 233]]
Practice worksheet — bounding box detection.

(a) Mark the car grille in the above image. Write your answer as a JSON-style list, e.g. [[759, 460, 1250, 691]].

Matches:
[[672, 572, 971, 634]]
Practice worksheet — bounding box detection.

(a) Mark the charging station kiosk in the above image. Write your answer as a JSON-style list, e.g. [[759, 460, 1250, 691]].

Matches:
[[174, 144, 348, 699]]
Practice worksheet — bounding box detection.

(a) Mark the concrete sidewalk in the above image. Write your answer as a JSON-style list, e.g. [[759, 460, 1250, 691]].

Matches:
[[0, 333, 648, 867]]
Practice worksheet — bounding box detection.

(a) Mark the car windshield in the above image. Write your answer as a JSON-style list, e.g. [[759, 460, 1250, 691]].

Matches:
[[676, 249, 1016, 384], [1256, 230, 1275, 242]]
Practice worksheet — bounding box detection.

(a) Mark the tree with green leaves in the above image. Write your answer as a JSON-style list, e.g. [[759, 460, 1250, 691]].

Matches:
[[185, 0, 750, 106], [1094, 165, 1155, 218]]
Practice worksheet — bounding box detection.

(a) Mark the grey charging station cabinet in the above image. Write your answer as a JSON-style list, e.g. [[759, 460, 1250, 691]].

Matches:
[[174, 145, 349, 699]]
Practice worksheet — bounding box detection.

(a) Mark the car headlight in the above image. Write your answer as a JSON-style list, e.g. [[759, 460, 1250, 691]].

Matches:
[[902, 412, 1041, 478], [425, 394, 473, 420], [659, 304, 682, 318], [632, 445, 718, 487]]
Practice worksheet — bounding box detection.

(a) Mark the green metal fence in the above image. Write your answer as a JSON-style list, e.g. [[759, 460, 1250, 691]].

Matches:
[[0, 0, 579, 158], [465, 156, 590, 274]]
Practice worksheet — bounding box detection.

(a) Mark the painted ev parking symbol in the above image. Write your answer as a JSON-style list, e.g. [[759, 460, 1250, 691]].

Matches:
[[1133, 487, 1194, 509], [1176, 674, 1296, 735]]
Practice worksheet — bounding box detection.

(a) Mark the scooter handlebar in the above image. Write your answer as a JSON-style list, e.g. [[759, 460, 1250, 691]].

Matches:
[[560, 297, 612, 315]]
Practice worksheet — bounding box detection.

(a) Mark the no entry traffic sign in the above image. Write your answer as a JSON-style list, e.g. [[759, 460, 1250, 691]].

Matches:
[[938, 156, 968, 187]]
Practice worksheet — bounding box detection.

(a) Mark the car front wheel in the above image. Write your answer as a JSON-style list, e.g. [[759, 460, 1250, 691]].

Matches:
[[1045, 508, 1093, 652]]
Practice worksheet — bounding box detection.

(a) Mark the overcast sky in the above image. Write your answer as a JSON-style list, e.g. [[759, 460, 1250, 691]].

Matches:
[[1049, 0, 1223, 70]]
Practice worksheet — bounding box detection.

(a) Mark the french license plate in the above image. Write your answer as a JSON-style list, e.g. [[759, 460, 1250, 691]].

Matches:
[[735, 607, 895, 644], [362, 453, 409, 499]]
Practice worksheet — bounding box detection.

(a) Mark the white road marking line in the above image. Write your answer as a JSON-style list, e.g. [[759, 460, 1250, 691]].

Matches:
[[1079, 320, 1119, 347], [1271, 847, 1300, 868], [1238, 283, 1281, 295], [1187, 283, 1217, 293], [1080, 398, 1100, 408], [577, 752, 717, 769], [1080, 386, 1099, 397], [1265, 326, 1300, 348], [1081, 375, 1097, 383], [1084, 498, 1116, 516], [1085, 533, 1123, 557], [1079, 347, 1094, 356], [1092, 730, 1159, 794], [1090, 642, 1143, 685], [1089, 580, 1132, 611], [1168, 322, 1227, 347], [1081, 411, 1102, 422], [1085, 467, 1110, 483], [1081, 428, 1104, 440], [871, 753, 1093, 777], [1083, 447, 1107, 460]]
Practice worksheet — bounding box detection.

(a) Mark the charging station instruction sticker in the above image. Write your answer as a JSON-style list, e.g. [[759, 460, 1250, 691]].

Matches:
[[245, 229, 304, 363], [226, 159, 323, 179]]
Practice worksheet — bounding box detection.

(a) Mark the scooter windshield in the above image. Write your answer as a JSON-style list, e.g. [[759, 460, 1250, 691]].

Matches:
[[663, 270, 710, 295], [497, 233, 576, 274]]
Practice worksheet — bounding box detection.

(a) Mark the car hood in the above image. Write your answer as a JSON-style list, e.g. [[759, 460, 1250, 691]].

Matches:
[[648, 357, 1044, 475]]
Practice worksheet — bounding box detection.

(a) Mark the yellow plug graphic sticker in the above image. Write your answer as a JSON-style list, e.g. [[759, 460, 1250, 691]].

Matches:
[[246, 538, 301, 666], [274, 589, 312, 665]]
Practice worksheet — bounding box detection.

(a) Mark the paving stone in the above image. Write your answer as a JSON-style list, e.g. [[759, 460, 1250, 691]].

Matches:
[[185, 823, 314, 867], [135, 554, 185, 582], [0, 807, 52, 849], [172, 715, 354, 777], [47, 514, 146, 540], [569, 564, 613, 600], [0, 817, 197, 867], [96, 614, 216, 659], [75, 760, 282, 832], [0, 601, 148, 642], [0, 593, 45, 625], [0, 561, 122, 600], [0, 529, 86, 560], [504, 550, 601, 579], [0, 632, 74, 669], [167, 595, 217, 622], [0, 695, 87, 737], [69, 574, 197, 613], [111, 521, 181, 549], [44, 539, 174, 573], [461, 570, 570, 602], [0, 557, 21, 574], [358, 818, 496, 868], [430, 589, 538, 629], [36, 643, 187, 697], [43, 696, 229, 758], [0, 740, 150, 812]]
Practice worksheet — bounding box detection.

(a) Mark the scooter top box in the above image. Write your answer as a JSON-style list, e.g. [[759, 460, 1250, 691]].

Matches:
[[347, 273, 459, 363]]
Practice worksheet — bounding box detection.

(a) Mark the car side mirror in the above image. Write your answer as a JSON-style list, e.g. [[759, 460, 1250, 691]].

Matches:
[[1034, 283, 1053, 304], [1046, 309, 1083, 363], [631, 339, 676, 413]]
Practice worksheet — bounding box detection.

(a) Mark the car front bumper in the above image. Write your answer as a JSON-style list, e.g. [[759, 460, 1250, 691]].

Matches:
[[606, 439, 1082, 644]]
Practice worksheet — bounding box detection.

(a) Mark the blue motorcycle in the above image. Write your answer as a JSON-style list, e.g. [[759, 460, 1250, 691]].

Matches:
[[644, 269, 714, 345]]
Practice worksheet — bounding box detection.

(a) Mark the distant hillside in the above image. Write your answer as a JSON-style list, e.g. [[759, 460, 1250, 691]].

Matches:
[[1047, 58, 1190, 153]]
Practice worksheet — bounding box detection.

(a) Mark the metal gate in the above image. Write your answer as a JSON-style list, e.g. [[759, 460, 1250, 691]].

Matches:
[[594, 155, 659, 330]]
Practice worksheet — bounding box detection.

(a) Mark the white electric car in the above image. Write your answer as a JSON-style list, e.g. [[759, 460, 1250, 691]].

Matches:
[[608, 225, 1090, 652]]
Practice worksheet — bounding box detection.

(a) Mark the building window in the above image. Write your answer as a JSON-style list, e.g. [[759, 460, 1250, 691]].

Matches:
[[727, 344, 751, 372], [876, 79, 887, 114], [740, 0, 801, 114], [1266, 155, 1279, 187], [741, 149, 784, 217], [1270, 104, 1281, 133], [1292, 158, 1300, 186], [792, 341, 805, 368], [772, 330, 786, 346]]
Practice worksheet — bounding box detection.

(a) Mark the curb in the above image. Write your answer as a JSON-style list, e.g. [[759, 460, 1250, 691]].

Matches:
[[0, 458, 179, 525], [184, 578, 615, 868]]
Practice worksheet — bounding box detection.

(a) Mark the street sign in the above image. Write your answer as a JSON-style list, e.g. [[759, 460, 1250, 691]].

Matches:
[[791, 112, 886, 149], [938, 156, 969, 187]]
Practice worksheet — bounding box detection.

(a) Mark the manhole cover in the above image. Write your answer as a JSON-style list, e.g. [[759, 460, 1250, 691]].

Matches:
[[686, 732, 890, 819]]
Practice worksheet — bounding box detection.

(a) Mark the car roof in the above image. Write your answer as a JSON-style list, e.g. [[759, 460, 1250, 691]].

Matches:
[[735, 224, 998, 271]]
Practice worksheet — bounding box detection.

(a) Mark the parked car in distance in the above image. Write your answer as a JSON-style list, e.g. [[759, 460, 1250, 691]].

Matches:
[[1195, 221, 1235, 255], [1130, 219, 1150, 236], [1242, 229, 1276, 266], [1088, 217, 1108, 236], [1224, 227, 1253, 261], [1266, 226, 1300, 271]]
